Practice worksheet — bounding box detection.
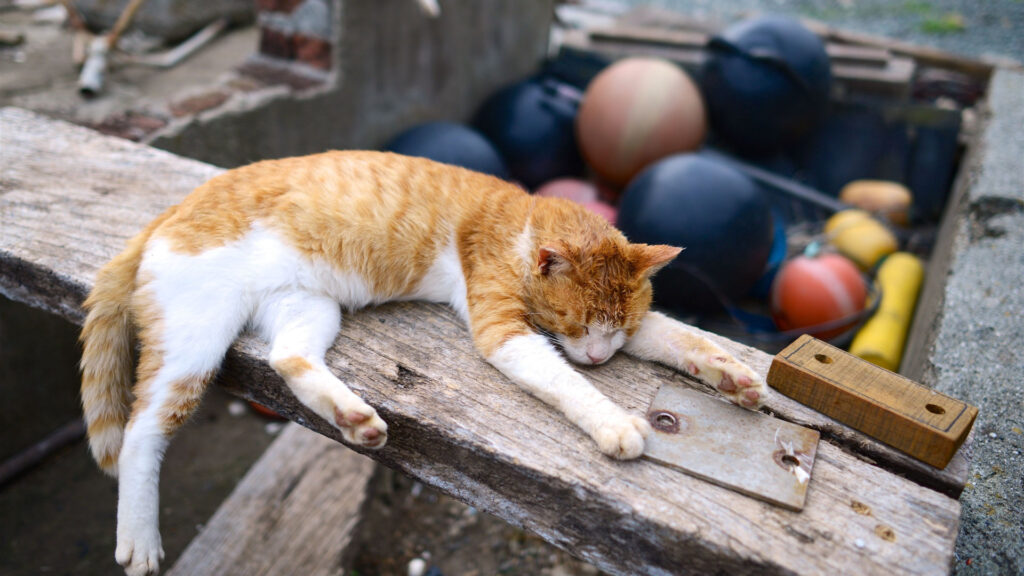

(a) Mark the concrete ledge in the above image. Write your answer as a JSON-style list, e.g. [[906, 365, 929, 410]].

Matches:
[[929, 69, 1024, 569], [907, 68, 1024, 574]]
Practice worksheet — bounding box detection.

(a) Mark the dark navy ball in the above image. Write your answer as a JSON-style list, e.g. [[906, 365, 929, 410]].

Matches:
[[617, 153, 774, 314], [702, 16, 832, 158], [385, 122, 509, 179], [472, 77, 585, 189]]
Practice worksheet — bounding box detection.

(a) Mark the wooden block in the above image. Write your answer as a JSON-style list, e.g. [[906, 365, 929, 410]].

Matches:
[[767, 335, 977, 470]]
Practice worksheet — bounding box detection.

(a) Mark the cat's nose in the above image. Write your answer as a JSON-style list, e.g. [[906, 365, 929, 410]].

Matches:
[[587, 352, 607, 364]]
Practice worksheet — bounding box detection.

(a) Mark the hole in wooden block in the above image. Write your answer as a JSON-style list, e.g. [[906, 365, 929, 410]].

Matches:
[[925, 403, 946, 415], [814, 353, 833, 364], [780, 454, 800, 467]]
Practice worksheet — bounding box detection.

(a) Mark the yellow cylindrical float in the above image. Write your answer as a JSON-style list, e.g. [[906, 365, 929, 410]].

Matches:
[[825, 209, 899, 271], [849, 252, 925, 372]]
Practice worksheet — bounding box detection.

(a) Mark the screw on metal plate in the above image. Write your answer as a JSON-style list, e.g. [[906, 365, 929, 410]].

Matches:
[[649, 410, 689, 434], [643, 382, 820, 511]]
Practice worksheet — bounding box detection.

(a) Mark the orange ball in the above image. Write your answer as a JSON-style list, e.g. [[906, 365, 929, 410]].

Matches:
[[577, 57, 707, 188], [771, 253, 868, 339]]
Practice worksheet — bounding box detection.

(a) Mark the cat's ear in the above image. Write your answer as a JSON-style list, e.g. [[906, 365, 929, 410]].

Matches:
[[631, 244, 683, 277], [538, 246, 573, 276]]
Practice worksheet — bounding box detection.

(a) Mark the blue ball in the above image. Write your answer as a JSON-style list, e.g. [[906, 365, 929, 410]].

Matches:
[[385, 122, 509, 179], [702, 16, 832, 158], [617, 153, 774, 313], [472, 77, 585, 189]]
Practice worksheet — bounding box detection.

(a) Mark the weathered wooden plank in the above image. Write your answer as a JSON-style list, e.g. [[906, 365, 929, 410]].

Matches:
[[799, 17, 999, 81], [0, 108, 962, 575], [166, 424, 376, 576], [558, 28, 916, 98]]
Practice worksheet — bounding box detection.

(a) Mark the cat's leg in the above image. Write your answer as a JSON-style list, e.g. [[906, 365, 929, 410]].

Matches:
[[623, 311, 767, 408], [487, 331, 651, 459], [116, 289, 247, 576], [255, 291, 387, 448]]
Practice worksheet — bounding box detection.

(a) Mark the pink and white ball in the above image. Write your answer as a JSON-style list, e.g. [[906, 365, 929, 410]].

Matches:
[[535, 179, 618, 225]]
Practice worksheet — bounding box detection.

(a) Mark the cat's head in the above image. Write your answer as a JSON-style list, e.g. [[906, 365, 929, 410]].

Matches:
[[524, 235, 680, 365]]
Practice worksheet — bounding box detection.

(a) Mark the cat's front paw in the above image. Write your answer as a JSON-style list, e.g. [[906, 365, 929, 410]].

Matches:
[[333, 403, 388, 449], [686, 353, 767, 409], [115, 526, 164, 576], [592, 414, 652, 460]]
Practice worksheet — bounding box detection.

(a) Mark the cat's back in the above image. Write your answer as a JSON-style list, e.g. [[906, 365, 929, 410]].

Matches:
[[153, 151, 520, 249], [147, 150, 531, 299]]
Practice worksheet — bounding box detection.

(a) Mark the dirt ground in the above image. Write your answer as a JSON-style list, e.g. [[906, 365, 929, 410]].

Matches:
[[352, 468, 601, 576]]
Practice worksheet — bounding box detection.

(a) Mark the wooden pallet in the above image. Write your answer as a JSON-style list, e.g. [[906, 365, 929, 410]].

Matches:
[[0, 107, 968, 575], [557, 9, 918, 99]]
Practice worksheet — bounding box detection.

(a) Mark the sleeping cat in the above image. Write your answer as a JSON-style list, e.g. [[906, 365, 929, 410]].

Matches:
[[79, 151, 766, 576]]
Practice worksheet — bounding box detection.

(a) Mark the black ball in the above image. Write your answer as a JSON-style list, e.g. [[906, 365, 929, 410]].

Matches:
[[385, 122, 509, 179], [702, 16, 832, 158], [617, 153, 774, 314], [472, 77, 585, 189]]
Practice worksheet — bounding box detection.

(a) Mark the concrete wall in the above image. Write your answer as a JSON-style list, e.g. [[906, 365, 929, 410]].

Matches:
[[152, 0, 554, 168]]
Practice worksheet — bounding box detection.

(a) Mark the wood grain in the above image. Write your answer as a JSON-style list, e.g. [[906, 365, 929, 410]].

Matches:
[[768, 335, 977, 469], [0, 108, 964, 575], [166, 423, 376, 576]]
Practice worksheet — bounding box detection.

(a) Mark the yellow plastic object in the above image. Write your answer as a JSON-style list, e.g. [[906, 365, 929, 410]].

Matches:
[[839, 180, 912, 226], [825, 209, 898, 271], [849, 252, 925, 372]]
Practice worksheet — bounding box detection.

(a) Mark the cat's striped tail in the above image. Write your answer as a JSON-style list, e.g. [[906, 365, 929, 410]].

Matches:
[[79, 220, 161, 477]]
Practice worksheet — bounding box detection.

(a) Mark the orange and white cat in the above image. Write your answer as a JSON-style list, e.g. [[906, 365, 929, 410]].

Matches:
[[80, 151, 766, 576]]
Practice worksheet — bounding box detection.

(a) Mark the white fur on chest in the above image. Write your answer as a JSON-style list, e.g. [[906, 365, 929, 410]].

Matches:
[[403, 238, 469, 322]]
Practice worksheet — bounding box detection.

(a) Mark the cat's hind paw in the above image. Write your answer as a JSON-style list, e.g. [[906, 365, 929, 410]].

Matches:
[[334, 404, 388, 449], [115, 528, 164, 576], [687, 354, 768, 410], [593, 415, 652, 460]]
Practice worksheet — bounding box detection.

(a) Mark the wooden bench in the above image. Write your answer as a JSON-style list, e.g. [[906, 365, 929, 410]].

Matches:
[[0, 107, 966, 575]]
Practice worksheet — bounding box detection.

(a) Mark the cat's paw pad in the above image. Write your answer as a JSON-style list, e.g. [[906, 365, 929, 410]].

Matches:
[[334, 405, 388, 449], [115, 529, 164, 576], [593, 415, 652, 460], [691, 354, 767, 410], [704, 354, 770, 407]]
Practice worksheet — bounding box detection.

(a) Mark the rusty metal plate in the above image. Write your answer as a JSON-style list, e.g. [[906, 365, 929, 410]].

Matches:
[[644, 383, 820, 511]]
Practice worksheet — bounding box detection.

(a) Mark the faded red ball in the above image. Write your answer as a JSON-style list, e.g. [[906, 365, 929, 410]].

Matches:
[[534, 178, 599, 203], [577, 57, 707, 188], [771, 253, 867, 339], [582, 201, 618, 225]]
